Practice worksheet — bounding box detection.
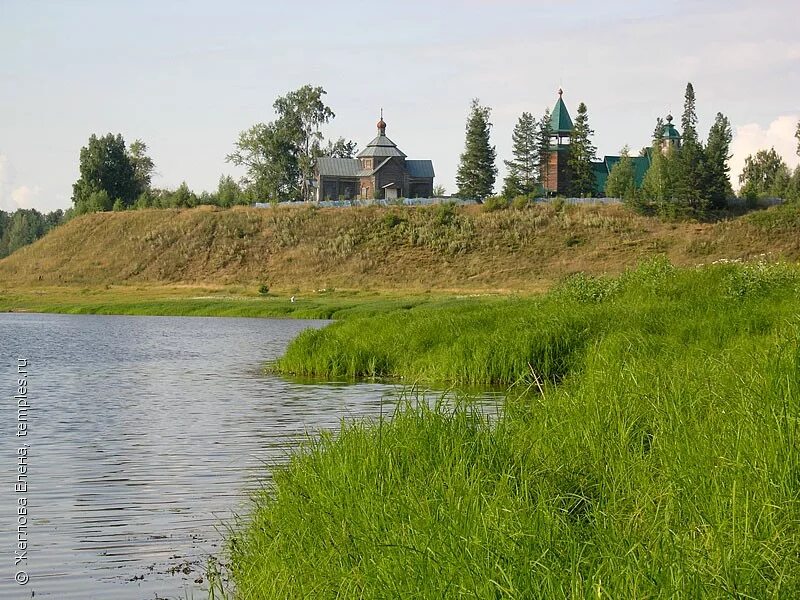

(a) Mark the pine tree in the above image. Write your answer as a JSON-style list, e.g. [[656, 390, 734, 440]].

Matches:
[[567, 102, 597, 197], [456, 99, 497, 200], [605, 146, 637, 204], [537, 108, 552, 195], [502, 112, 539, 199], [704, 112, 733, 209], [675, 82, 708, 212]]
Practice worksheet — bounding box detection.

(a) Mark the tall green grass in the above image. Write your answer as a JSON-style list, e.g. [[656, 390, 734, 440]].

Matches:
[[232, 259, 800, 598], [276, 258, 800, 385]]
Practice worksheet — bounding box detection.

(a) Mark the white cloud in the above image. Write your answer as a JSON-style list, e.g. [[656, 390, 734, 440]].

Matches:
[[730, 115, 800, 189], [11, 185, 41, 209], [0, 153, 43, 211]]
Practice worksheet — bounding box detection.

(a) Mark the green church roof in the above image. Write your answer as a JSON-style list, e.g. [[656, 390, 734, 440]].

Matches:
[[549, 89, 573, 135], [591, 153, 653, 196], [662, 115, 681, 141]]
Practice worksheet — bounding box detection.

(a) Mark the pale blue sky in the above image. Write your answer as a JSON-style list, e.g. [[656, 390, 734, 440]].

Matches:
[[2, 0, 799, 211]]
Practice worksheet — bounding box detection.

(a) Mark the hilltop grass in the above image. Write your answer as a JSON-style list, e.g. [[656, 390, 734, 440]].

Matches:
[[2, 202, 800, 296], [229, 259, 800, 598]]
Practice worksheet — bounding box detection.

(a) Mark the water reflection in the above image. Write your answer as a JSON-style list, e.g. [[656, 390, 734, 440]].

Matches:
[[0, 313, 500, 599]]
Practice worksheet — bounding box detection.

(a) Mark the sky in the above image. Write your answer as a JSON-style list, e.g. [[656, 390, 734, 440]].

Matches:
[[1, 0, 799, 212]]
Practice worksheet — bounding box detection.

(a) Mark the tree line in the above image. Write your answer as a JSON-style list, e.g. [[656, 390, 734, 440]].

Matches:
[[71, 133, 253, 213], [68, 83, 800, 216], [605, 83, 739, 215], [612, 84, 798, 213], [455, 95, 599, 200], [0, 208, 65, 259], [455, 83, 800, 215], [70, 85, 355, 213]]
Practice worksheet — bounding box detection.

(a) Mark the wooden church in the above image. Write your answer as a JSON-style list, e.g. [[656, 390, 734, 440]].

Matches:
[[314, 116, 435, 201]]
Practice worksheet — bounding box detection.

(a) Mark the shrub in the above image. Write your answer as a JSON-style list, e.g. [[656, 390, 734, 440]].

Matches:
[[433, 202, 457, 226], [564, 234, 584, 247], [747, 202, 800, 232], [382, 213, 404, 229], [481, 196, 509, 212], [258, 284, 270, 295], [511, 195, 530, 210]]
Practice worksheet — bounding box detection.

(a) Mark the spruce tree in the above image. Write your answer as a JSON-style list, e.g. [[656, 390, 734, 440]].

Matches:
[[502, 112, 539, 199], [681, 83, 698, 146], [675, 82, 708, 212], [704, 112, 733, 209], [537, 108, 552, 195], [788, 167, 800, 202], [456, 99, 497, 200], [567, 102, 597, 197]]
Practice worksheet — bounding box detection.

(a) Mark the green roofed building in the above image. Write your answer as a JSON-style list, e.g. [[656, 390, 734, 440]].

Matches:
[[541, 89, 681, 197], [592, 115, 682, 196], [591, 152, 653, 196]]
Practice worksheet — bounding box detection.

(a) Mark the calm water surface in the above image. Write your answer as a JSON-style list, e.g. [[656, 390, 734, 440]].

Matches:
[[0, 313, 435, 599]]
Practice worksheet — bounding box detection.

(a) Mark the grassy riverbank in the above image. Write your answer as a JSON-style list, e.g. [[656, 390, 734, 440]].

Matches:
[[275, 258, 800, 384], [0, 285, 454, 319], [230, 259, 800, 598]]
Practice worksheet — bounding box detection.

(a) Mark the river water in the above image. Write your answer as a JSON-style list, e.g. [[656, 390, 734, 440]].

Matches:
[[0, 313, 435, 599]]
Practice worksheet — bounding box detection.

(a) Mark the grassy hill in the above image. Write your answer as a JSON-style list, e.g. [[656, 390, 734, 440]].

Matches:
[[1, 202, 799, 293]]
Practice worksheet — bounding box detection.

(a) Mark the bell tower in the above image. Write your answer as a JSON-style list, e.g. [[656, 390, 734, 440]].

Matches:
[[544, 88, 574, 195]]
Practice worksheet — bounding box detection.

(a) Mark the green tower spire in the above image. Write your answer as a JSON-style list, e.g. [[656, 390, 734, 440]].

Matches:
[[549, 88, 574, 136]]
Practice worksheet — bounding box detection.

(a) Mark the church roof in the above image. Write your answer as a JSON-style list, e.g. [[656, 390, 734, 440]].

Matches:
[[549, 89, 574, 135], [406, 160, 435, 179], [357, 134, 407, 158], [316, 157, 360, 177], [316, 157, 434, 179], [591, 154, 652, 195], [317, 116, 432, 180], [357, 117, 408, 158], [662, 115, 681, 141]]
